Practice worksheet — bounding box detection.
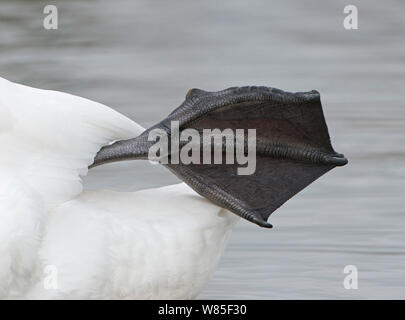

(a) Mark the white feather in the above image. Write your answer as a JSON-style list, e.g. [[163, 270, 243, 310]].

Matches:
[[0, 77, 238, 299], [0, 77, 143, 209]]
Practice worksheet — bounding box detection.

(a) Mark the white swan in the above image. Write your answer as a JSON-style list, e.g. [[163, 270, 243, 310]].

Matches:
[[0, 76, 347, 299], [0, 77, 238, 299]]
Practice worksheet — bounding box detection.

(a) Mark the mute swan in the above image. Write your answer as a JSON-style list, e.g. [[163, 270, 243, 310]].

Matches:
[[0, 77, 346, 299]]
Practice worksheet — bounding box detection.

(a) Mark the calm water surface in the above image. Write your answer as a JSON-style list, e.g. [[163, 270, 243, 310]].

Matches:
[[1, 0, 404, 298]]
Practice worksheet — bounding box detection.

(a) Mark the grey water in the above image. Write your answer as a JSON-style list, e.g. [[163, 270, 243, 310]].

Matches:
[[1, 0, 404, 299]]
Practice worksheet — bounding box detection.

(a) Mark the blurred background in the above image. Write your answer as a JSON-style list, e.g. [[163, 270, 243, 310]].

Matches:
[[1, 0, 404, 298]]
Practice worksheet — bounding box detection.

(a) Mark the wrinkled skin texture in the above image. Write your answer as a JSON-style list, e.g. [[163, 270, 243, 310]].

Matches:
[[93, 86, 348, 227]]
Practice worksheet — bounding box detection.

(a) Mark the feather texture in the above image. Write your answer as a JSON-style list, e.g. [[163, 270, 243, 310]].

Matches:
[[0, 77, 237, 299]]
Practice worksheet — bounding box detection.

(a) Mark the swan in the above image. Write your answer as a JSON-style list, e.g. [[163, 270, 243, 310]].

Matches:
[[0, 76, 347, 299]]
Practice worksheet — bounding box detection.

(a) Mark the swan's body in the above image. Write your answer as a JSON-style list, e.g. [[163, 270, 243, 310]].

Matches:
[[0, 77, 237, 299]]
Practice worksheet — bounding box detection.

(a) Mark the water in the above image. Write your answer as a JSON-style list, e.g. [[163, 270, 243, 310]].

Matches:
[[1, 0, 404, 299]]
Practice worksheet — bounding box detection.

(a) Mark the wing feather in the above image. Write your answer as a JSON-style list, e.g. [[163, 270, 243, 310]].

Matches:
[[0, 77, 144, 209]]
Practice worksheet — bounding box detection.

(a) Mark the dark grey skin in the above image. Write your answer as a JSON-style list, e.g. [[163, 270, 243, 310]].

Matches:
[[91, 86, 348, 228]]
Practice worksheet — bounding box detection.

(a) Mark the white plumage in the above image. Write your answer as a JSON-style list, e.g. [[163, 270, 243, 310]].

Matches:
[[0, 77, 238, 299]]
